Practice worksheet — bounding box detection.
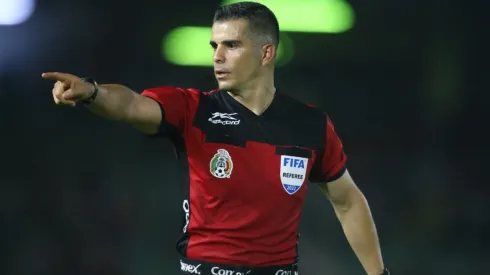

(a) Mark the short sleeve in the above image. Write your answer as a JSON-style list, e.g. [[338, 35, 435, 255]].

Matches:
[[141, 86, 200, 136], [311, 116, 347, 182]]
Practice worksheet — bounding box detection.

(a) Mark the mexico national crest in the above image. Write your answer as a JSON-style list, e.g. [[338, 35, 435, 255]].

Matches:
[[280, 155, 308, 195], [210, 149, 233, 178]]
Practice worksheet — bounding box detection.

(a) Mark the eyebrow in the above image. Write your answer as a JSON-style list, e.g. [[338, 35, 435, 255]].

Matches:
[[209, 40, 241, 47]]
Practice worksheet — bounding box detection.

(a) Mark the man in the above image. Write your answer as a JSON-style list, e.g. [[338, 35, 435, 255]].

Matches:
[[42, 2, 390, 274]]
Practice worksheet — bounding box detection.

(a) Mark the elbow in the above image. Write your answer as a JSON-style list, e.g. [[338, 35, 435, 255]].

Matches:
[[333, 187, 366, 214]]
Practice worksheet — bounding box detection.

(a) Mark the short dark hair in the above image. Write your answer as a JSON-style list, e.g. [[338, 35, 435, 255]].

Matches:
[[213, 1, 280, 48]]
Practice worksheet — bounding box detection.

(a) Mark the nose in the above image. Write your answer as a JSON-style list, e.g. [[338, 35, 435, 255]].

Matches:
[[213, 45, 225, 64]]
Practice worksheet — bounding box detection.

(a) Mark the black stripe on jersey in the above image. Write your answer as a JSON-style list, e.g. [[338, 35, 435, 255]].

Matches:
[[205, 131, 247, 147], [176, 158, 192, 257], [176, 196, 191, 257], [328, 166, 347, 182], [275, 146, 313, 158], [193, 91, 326, 151]]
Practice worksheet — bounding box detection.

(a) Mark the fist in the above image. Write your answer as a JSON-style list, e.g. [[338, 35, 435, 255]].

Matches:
[[41, 72, 95, 107]]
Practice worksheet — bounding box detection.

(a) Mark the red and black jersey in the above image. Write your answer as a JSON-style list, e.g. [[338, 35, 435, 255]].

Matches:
[[141, 87, 347, 267]]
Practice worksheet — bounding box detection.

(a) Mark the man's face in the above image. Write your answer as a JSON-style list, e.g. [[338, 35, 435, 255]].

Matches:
[[211, 19, 263, 91]]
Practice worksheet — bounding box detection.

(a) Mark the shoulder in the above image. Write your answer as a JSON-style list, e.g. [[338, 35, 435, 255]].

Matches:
[[140, 86, 224, 104], [142, 86, 223, 97], [142, 86, 201, 96], [275, 93, 327, 121]]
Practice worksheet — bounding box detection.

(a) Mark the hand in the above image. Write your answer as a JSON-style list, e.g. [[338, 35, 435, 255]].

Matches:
[[41, 72, 95, 107]]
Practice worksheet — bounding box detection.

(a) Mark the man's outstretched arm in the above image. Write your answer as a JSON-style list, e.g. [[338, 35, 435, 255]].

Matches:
[[320, 170, 386, 275], [42, 72, 162, 134]]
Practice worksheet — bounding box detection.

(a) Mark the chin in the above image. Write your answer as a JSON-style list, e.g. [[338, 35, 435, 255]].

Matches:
[[217, 80, 235, 91]]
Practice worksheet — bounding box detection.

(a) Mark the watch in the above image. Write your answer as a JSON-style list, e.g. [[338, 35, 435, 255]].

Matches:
[[79, 77, 99, 105]]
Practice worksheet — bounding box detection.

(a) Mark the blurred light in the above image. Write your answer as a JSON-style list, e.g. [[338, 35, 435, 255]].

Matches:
[[162, 26, 294, 67], [221, 0, 355, 33], [0, 0, 36, 26], [162, 27, 213, 67], [275, 32, 294, 67]]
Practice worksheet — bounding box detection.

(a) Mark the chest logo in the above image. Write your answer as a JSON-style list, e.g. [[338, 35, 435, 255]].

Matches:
[[208, 112, 240, 125], [210, 149, 234, 178], [280, 156, 308, 195]]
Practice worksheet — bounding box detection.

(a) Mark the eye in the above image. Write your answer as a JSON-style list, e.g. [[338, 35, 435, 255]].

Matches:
[[225, 41, 238, 49]]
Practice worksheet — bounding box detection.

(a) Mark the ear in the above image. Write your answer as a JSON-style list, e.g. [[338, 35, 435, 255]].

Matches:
[[261, 44, 276, 66]]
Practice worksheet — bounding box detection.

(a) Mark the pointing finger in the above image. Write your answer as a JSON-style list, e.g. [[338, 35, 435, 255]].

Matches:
[[41, 72, 63, 81], [41, 72, 75, 82]]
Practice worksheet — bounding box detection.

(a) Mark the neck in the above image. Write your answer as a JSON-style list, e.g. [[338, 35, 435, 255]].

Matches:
[[227, 74, 276, 116]]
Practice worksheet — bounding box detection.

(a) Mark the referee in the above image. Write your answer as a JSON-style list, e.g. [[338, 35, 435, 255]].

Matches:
[[42, 2, 390, 274]]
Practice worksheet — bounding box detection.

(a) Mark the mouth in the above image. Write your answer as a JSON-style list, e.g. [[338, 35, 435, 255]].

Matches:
[[215, 69, 230, 78]]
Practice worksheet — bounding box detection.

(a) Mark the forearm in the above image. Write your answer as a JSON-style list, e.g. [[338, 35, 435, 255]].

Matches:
[[334, 193, 384, 275], [86, 84, 138, 121]]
